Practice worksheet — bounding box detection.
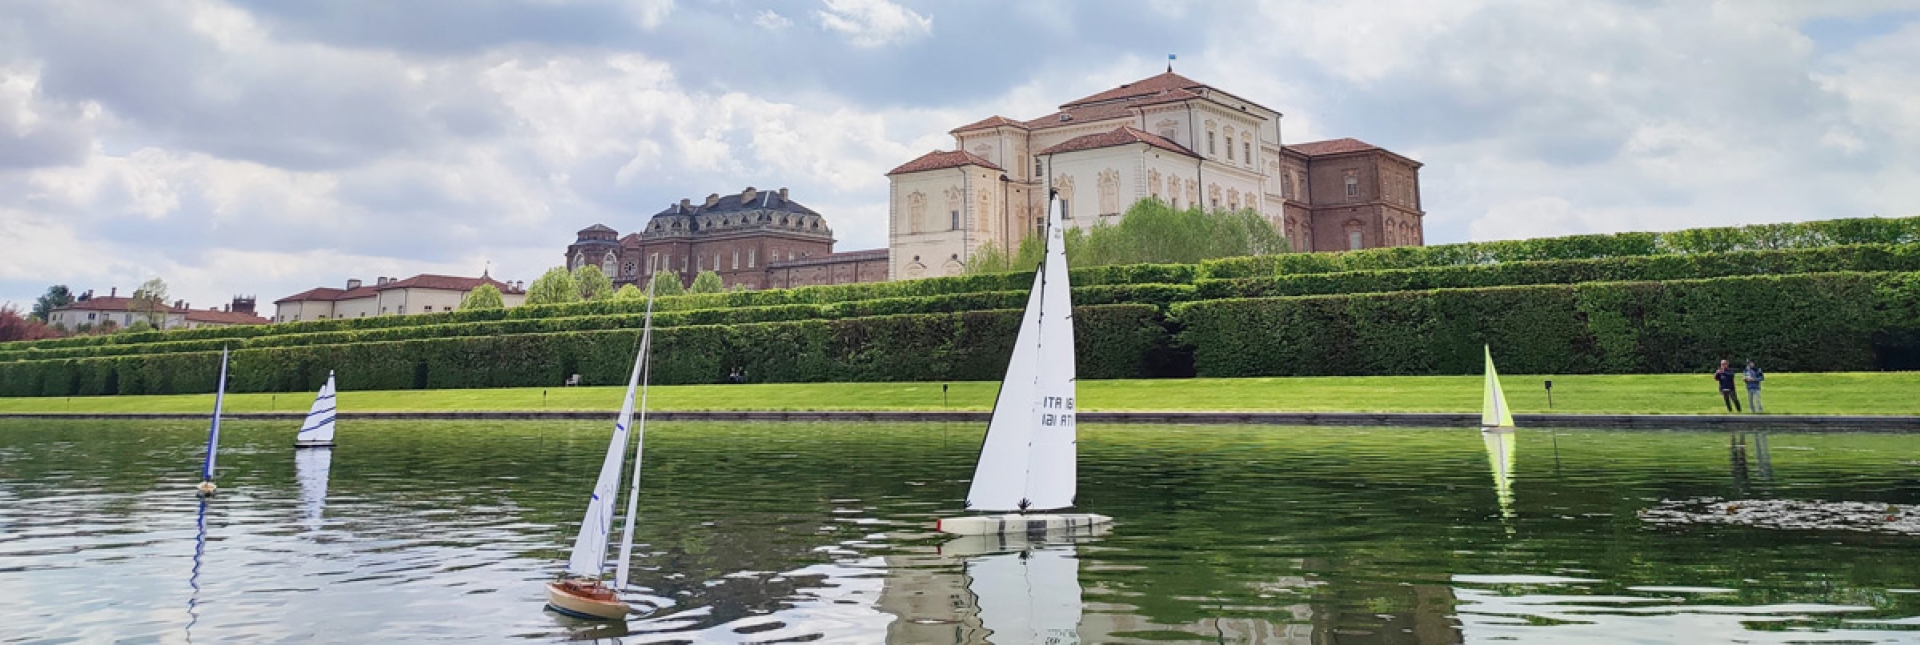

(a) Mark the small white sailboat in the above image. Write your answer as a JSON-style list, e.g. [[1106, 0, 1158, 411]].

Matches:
[[197, 348, 230, 496], [547, 280, 659, 621], [294, 371, 337, 448], [938, 194, 1110, 536], [1481, 345, 1515, 431]]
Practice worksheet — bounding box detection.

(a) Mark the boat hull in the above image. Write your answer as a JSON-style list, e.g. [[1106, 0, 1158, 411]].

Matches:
[[545, 581, 629, 620], [293, 440, 336, 448], [936, 513, 1111, 536]]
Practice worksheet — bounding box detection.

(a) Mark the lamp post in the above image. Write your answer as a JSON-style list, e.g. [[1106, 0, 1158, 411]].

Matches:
[[1544, 380, 1553, 409]]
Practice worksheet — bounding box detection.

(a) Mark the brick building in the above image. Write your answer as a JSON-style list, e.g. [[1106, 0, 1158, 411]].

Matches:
[[567, 186, 888, 290]]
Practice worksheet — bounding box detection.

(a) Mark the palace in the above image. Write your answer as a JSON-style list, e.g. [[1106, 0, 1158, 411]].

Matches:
[[887, 70, 1426, 279], [566, 187, 887, 290]]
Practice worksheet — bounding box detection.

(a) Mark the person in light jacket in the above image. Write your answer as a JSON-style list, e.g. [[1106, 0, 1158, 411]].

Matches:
[[1743, 360, 1765, 413]]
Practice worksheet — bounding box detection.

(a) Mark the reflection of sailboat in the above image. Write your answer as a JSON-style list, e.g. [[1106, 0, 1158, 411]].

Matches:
[[547, 280, 658, 621], [939, 194, 1110, 536], [1481, 345, 1514, 431], [941, 526, 1105, 645], [294, 371, 337, 448], [197, 348, 231, 496], [1482, 427, 1516, 521], [296, 446, 332, 531], [186, 498, 209, 643]]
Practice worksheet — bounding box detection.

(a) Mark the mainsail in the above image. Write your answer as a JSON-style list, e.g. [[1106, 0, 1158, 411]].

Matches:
[[613, 278, 659, 590], [967, 196, 1077, 512], [296, 371, 337, 445], [201, 348, 230, 483], [1481, 345, 1515, 429], [564, 286, 653, 580]]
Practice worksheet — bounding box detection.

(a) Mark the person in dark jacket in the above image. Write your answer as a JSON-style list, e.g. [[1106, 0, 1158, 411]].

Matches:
[[1743, 360, 1765, 413], [1713, 359, 1742, 412]]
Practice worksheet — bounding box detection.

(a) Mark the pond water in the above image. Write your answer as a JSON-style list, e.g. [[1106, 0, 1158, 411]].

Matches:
[[0, 420, 1916, 644]]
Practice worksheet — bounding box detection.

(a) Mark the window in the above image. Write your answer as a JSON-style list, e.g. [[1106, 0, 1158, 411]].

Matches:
[[423, 306, 432, 312], [951, 210, 960, 230], [1344, 173, 1359, 198], [733, 250, 740, 270], [1282, 173, 1293, 198], [1348, 230, 1363, 250], [87, 312, 96, 321], [1034, 158, 1042, 177], [749, 249, 756, 268], [1207, 132, 1216, 155], [398, 305, 406, 315], [1244, 142, 1251, 164], [1226, 135, 1234, 160], [1210, 198, 1219, 210], [1060, 199, 1070, 219]]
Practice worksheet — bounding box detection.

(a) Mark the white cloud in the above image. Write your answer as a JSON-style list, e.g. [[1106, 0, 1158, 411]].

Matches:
[[815, 0, 932, 48], [754, 10, 793, 31]]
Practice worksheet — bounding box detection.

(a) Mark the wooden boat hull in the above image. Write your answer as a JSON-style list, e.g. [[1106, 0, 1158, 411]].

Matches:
[[293, 440, 336, 448], [545, 581, 629, 620], [936, 513, 1111, 536], [196, 481, 218, 496]]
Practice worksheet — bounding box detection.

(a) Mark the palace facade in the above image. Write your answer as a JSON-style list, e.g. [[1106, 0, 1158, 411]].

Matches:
[[566, 187, 887, 290], [886, 70, 1426, 279]]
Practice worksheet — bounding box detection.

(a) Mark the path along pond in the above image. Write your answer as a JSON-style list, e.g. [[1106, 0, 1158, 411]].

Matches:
[[1, 420, 1917, 644]]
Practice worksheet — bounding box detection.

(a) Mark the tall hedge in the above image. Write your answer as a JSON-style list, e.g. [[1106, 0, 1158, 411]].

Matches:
[[0, 305, 1169, 396], [1174, 272, 1920, 377]]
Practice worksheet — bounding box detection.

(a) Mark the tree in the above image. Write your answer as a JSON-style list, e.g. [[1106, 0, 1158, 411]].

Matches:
[[129, 278, 170, 327], [648, 272, 686, 296], [460, 284, 506, 310], [0, 304, 62, 341], [612, 284, 645, 301], [689, 270, 726, 294], [30, 285, 73, 321], [572, 264, 614, 301], [525, 267, 581, 306]]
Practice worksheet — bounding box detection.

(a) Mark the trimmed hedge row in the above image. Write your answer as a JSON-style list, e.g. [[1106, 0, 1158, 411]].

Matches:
[[1201, 216, 1920, 279], [1195, 243, 1920, 300], [1173, 271, 1920, 377], [0, 305, 1169, 397], [4, 263, 1197, 352], [0, 285, 1197, 363]]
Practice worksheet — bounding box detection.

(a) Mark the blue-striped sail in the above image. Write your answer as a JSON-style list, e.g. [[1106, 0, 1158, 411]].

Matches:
[[295, 371, 338, 446], [564, 280, 656, 581], [200, 348, 229, 484]]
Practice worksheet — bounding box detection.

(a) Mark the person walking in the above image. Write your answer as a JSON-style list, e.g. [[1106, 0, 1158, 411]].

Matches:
[[1743, 360, 1765, 413], [1713, 359, 1742, 412]]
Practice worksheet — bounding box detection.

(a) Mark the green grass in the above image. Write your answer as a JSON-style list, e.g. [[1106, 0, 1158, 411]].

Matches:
[[1, 372, 1914, 416]]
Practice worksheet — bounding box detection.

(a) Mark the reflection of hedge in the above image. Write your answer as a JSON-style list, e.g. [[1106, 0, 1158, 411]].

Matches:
[[1202, 217, 1920, 279], [0, 305, 1168, 396], [1196, 244, 1920, 299], [1174, 272, 1920, 377]]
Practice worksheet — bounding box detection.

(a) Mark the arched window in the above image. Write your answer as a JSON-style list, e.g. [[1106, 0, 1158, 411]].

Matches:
[[1348, 230, 1364, 250]]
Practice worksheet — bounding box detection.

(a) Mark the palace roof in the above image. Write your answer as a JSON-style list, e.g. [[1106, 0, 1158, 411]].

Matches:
[[886, 150, 1004, 175], [950, 115, 1029, 133], [1039, 126, 1196, 157], [1060, 71, 1212, 107], [1285, 138, 1382, 156]]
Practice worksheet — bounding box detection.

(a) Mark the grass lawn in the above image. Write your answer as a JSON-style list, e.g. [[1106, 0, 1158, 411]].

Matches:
[[1, 372, 1914, 416]]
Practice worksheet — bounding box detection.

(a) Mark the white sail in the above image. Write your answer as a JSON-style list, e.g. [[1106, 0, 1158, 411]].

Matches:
[[564, 324, 650, 579], [201, 348, 230, 483], [967, 545, 1084, 645], [296, 446, 332, 530], [1481, 345, 1515, 429], [967, 196, 1078, 512], [296, 371, 337, 444], [614, 278, 659, 590]]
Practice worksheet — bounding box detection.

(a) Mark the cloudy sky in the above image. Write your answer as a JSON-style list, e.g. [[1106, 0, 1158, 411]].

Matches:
[[2, 0, 1917, 310]]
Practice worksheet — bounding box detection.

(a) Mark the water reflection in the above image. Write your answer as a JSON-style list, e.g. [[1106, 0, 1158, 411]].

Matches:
[[1730, 432, 1775, 491], [1482, 429, 1516, 522], [881, 526, 1102, 644], [295, 447, 331, 533], [187, 497, 208, 644]]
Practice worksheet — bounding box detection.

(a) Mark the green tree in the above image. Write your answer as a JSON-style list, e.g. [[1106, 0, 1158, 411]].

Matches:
[[689, 270, 726, 294], [30, 285, 73, 321], [612, 284, 645, 301], [965, 198, 1287, 274], [525, 267, 582, 306], [459, 284, 506, 310], [123, 319, 154, 333], [129, 278, 170, 327], [648, 272, 686, 296], [572, 264, 614, 301]]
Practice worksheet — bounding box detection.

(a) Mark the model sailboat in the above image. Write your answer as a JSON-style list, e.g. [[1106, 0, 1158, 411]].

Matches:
[[938, 193, 1110, 536], [294, 371, 337, 448], [196, 348, 230, 496], [546, 280, 658, 621], [1481, 345, 1515, 431]]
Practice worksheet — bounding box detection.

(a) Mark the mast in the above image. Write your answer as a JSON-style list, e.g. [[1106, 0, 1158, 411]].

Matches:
[[614, 277, 659, 590], [201, 348, 229, 483], [564, 315, 649, 579]]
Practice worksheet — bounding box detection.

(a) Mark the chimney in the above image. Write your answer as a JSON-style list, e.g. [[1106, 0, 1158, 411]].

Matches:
[[110, 287, 117, 297], [678, 198, 690, 212], [347, 278, 362, 290], [778, 187, 788, 201], [173, 300, 183, 309], [741, 186, 757, 203], [80, 289, 92, 301], [222, 303, 230, 313], [704, 193, 719, 207]]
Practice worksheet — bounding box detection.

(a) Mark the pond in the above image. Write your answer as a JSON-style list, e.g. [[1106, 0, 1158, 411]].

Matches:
[[0, 420, 1916, 643]]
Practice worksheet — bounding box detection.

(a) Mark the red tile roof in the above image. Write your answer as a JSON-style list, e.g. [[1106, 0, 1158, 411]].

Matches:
[[886, 150, 1003, 175], [275, 274, 523, 304], [949, 115, 1029, 133], [274, 287, 345, 304], [57, 296, 181, 312], [1285, 138, 1381, 156], [1061, 71, 1210, 107], [1040, 126, 1196, 157], [184, 309, 270, 326]]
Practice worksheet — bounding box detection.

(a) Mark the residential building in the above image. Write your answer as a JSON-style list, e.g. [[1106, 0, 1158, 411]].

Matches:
[[47, 289, 269, 331], [272, 274, 527, 323], [565, 186, 888, 291]]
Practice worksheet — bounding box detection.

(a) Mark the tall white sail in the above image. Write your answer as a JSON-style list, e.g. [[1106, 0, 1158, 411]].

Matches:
[[1481, 345, 1515, 429], [296, 371, 337, 444], [967, 197, 1078, 512], [201, 348, 230, 483], [614, 279, 659, 590], [564, 327, 649, 579]]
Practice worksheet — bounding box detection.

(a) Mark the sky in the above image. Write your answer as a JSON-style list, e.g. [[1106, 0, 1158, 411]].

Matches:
[[2, 0, 1918, 311]]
